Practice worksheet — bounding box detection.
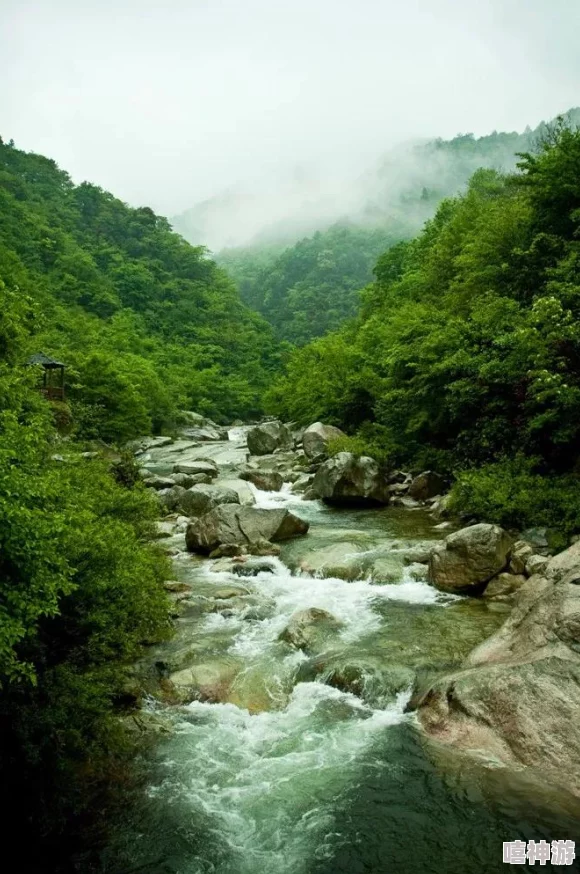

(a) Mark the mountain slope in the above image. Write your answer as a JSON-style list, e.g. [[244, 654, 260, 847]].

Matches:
[[266, 122, 580, 531], [0, 137, 280, 440], [215, 110, 580, 345]]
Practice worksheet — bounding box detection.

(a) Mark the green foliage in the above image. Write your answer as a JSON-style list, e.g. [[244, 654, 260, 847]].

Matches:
[[216, 113, 580, 347], [326, 430, 391, 466], [450, 457, 580, 542], [219, 223, 409, 344], [0, 139, 281, 443], [271, 122, 580, 530], [0, 288, 171, 853]]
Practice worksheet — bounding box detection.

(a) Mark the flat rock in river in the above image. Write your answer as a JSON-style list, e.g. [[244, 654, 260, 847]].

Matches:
[[173, 460, 218, 477]]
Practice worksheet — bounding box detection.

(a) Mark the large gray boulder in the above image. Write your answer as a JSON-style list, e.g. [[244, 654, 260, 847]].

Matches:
[[416, 540, 580, 797], [157, 485, 188, 512], [310, 452, 389, 505], [246, 421, 294, 456], [179, 484, 239, 518], [302, 422, 346, 460], [428, 523, 513, 593], [185, 505, 309, 553]]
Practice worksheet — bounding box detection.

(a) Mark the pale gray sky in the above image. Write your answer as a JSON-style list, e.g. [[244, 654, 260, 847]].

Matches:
[[1, 0, 579, 216]]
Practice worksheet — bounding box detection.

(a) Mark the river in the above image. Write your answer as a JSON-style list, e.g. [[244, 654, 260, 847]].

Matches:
[[100, 432, 580, 874]]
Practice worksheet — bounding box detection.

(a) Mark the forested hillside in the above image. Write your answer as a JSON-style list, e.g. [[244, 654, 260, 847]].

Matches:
[[267, 122, 580, 534], [217, 111, 580, 346], [0, 138, 280, 442], [218, 223, 409, 344]]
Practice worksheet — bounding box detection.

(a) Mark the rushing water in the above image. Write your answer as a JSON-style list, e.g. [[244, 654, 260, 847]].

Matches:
[[102, 439, 580, 874]]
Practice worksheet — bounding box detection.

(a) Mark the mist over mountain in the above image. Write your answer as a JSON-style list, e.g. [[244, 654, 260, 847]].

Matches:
[[207, 109, 580, 345], [172, 109, 580, 252]]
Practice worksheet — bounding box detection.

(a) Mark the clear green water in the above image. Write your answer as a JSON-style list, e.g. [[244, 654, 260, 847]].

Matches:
[[101, 486, 580, 873]]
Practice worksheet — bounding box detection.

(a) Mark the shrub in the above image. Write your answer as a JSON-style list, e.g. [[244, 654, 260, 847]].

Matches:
[[450, 456, 580, 542]]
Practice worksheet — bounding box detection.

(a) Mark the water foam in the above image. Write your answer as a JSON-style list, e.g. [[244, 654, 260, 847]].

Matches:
[[204, 556, 454, 659], [151, 682, 411, 874]]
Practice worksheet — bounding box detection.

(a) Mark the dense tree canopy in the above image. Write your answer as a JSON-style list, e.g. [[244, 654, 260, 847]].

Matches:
[[0, 281, 173, 863], [267, 124, 580, 532], [218, 223, 410, 344], [217, 114, 580, 347], [0, 137, 281, 442]]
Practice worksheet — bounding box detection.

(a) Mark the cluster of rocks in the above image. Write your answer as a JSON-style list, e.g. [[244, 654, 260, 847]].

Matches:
[[137, 417, 453, 513], [427, 522, 554, 601], [415, 537, 580, 797]]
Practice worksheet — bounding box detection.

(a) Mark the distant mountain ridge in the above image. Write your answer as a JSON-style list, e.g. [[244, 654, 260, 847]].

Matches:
[[212, 109, 580, 346], [172, 108, 580, 252]]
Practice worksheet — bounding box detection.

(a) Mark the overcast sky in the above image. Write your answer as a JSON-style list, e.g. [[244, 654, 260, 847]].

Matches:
[[1, 0, 579, 216]]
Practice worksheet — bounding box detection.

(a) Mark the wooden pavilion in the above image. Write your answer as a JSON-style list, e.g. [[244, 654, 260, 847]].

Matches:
[[27, 353, 66, 401]]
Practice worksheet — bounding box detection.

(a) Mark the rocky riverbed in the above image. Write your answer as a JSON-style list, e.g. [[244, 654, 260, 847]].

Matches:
[[102, 421, 580, 874]]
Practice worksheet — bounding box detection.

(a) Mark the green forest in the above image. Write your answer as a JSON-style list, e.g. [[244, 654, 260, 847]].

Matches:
[[214, 114, 580, 346], [2, 113, 580, 866], [0, 138, 281, 442], [218, 223, 410, 344], [267, 121, 580, 536]]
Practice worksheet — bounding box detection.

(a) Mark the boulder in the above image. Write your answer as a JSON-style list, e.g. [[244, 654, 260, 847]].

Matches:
[[232, 560, 277, 577], [431, 493, 453, 519], [179, 484, 239, 518], [218, 478, 256, 506], [278, 608, 343, 653], [310, 452, 390, 505], [482, 572, 526, 601], [185, 505, 309, 554], [183, 425, 228, 442], [143, 474, 177, 490], [509, 540, 534, 575], [416, 540, 580, 796], [171, 471, 208, 488], [163, 580, 192, 593], [247, 539, 282, 556], [408, 470, 446, 501], [129, 435, 173, 454], [290, 473, 314, 494], [169, 660, 240, 704], [209, 543, 247, 559], [173, 460, 218, 478], [296, 542, 366, 581], [428, 523, 513, 594], [325, 660, 414, 704], [526, 554, 550, 576], [157, 485, 188, 513], [246, 421, 294, 456], [154, 520, 178, 538], [239, 469, 284, 492], [302, 422, 346, 460]]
